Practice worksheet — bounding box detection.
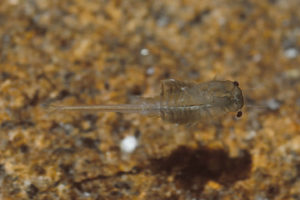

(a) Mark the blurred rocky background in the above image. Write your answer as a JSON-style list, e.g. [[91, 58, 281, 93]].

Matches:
[[0, 0, 300, 199]]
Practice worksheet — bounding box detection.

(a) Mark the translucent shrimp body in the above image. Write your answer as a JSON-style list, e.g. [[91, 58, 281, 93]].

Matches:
[[50, 79, 244, 124]]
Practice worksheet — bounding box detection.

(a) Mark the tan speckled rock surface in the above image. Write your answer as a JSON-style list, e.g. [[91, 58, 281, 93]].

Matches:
[[1, 0, 300, 199]]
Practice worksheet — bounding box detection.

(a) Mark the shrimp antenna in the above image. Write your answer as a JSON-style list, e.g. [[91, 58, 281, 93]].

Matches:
[[245, 104, 267, 110], [243, 93, 267, 111]]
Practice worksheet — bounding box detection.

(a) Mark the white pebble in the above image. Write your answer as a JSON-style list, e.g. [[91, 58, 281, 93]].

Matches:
[[266, 98, 280, 110], [140, 48, 149, 56], [146, 67, 155, 75], [83, 192, 91, 197], [284, 48, 298, 59], [120, 136, 138, 153]]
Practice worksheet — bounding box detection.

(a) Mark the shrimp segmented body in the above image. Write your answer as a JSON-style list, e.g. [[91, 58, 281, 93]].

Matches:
[[51, 79, 244, 124]]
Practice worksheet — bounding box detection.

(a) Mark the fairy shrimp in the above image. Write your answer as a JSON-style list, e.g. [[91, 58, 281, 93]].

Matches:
[[49, 79, 244, 124]]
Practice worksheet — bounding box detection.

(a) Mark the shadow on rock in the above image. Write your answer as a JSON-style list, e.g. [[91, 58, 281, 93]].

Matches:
[[148, 145, 252, 192]]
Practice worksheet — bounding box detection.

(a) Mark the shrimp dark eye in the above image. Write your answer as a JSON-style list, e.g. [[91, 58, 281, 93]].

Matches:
[[233, 81, 239, 87], [236, 111, 242, 118]]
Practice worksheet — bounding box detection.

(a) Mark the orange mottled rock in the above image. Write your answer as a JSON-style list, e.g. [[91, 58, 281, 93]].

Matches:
[[0, 0, 300, 199]]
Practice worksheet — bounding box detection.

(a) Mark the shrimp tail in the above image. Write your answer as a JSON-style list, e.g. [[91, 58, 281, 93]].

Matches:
[[48, 104, 145, 113], [45, 100, 161, 116]]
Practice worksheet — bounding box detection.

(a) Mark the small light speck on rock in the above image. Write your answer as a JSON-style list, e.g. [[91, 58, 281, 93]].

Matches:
[[284, 48, 298, 59], [146, 67, 155, 75], [120, 135, 138, 153], [246, 130, 257, 140], [8, 0, 19, 5], [157, 16, 169, 27], [140, 48, 149, 56], [297, 98, 300, 107], [266, 98, 281, 110], [83, 192, 91, 197], [253, 54, 262, 62]]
